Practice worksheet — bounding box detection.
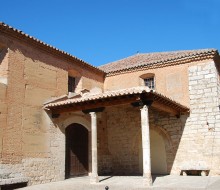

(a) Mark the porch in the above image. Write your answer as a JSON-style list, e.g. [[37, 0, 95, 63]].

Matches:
[[44, 86, 189, 187]]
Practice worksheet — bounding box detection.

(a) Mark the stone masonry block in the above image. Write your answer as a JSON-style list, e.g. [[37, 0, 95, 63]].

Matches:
[[205, 73, 216, 79], [189, 66, 198, 72]]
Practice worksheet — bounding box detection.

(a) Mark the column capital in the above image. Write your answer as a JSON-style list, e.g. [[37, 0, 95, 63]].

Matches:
[[89, 111, 96, 118], [131, 99, 153, 108], [140, 104, 149, 111]]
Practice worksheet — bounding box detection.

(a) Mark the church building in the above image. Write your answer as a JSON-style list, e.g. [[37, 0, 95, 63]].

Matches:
[[0, 22, 220, 188]]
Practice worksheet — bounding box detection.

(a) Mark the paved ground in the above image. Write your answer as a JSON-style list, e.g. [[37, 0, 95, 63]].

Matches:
[[18, 175, 220, 190]]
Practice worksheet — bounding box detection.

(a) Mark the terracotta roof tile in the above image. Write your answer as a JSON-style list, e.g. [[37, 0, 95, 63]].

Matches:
[[99, 49, 218, 75], [44, 86, 189, 112]]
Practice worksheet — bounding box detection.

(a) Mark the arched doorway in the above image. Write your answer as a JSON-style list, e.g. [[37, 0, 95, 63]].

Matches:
[[65, 123, 89, 178], [139, 129, 168, 175]]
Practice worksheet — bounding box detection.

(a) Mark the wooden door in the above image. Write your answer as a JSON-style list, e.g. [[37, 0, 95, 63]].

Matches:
[[65, 123, 88, 178]]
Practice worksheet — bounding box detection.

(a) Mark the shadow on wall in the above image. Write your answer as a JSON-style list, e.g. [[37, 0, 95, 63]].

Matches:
[[148, 110, 188, 175], [0, 47, 7, 64], [102, 105, 188, 176]]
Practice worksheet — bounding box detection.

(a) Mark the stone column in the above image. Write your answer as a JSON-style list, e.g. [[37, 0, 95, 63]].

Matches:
[[140, 105, 152, 186], [89, 112, 99, 183]]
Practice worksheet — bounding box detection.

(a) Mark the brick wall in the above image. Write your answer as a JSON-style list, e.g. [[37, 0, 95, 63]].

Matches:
[[0, 33, 104, 185], [0, 46, 8, 84], [0, 83, 7, 157]]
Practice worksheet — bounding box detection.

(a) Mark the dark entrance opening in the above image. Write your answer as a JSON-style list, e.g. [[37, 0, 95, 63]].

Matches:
[[65, 123, 89, 178]]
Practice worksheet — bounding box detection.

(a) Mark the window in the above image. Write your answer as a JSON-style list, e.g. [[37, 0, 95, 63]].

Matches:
[[144, 77, 155, 89], [68, 76, 75, 92]]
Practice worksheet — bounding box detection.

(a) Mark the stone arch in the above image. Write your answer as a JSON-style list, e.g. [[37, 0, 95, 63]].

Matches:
[[133, 126, 173, 175], [62, 115, 91, 132], [150, 126, 173, 151]]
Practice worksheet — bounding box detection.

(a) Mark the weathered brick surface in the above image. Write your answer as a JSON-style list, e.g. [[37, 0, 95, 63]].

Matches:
[[0, 33, 104, 185], [0, 83, 7, 156], [0, 46, 8, 84]]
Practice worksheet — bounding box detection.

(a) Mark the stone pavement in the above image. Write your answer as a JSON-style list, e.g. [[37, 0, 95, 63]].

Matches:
[[18, 175, 220, 190]]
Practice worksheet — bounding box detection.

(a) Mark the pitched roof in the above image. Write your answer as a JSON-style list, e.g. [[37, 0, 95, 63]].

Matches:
[[99, 49, 218, 75], [44, 86, 189, 114], [0, 22, 105, 74]]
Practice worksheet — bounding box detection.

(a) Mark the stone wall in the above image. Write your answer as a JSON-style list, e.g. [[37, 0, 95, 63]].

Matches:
[[171, 60, 220, 175], [104, 105, 183, 175]]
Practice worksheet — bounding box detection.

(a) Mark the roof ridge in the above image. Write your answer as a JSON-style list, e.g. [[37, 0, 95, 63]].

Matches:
[[0, 22, 105, 74]]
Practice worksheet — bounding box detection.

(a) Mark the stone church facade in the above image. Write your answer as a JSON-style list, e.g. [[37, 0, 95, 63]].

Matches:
[[0, 22, 220, 187]]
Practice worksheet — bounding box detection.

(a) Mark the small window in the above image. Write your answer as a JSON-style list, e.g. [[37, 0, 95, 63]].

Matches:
[[144, 77, 155, 89], [68, 76, 75, 92]]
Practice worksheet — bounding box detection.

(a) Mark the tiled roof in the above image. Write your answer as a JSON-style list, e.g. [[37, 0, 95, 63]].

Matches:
[[99, 49, 218, 75], [44, 86, 189, 112], [0, 22, 104, 74]]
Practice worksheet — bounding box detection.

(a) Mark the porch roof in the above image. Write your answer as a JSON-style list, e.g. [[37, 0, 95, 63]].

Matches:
[[43, 87, 189, 116]]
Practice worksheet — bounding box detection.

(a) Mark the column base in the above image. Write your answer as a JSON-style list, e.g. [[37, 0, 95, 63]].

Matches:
[[90, 175, 99, 184], [143, 174, 152, 186]]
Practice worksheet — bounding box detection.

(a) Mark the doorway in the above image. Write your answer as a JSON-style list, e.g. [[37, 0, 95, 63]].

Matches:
[[65, 123, 89, 178]]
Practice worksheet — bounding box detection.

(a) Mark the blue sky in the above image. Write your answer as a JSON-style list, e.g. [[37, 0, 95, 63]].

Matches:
[[0, 0, 220, 66]]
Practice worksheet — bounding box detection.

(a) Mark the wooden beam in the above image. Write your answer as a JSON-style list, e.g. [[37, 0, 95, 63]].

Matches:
[[47, 92, 189, 116], [51, 95, 140, 114], [152, 101, 178, 115], [82, 107, 105, 114]]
